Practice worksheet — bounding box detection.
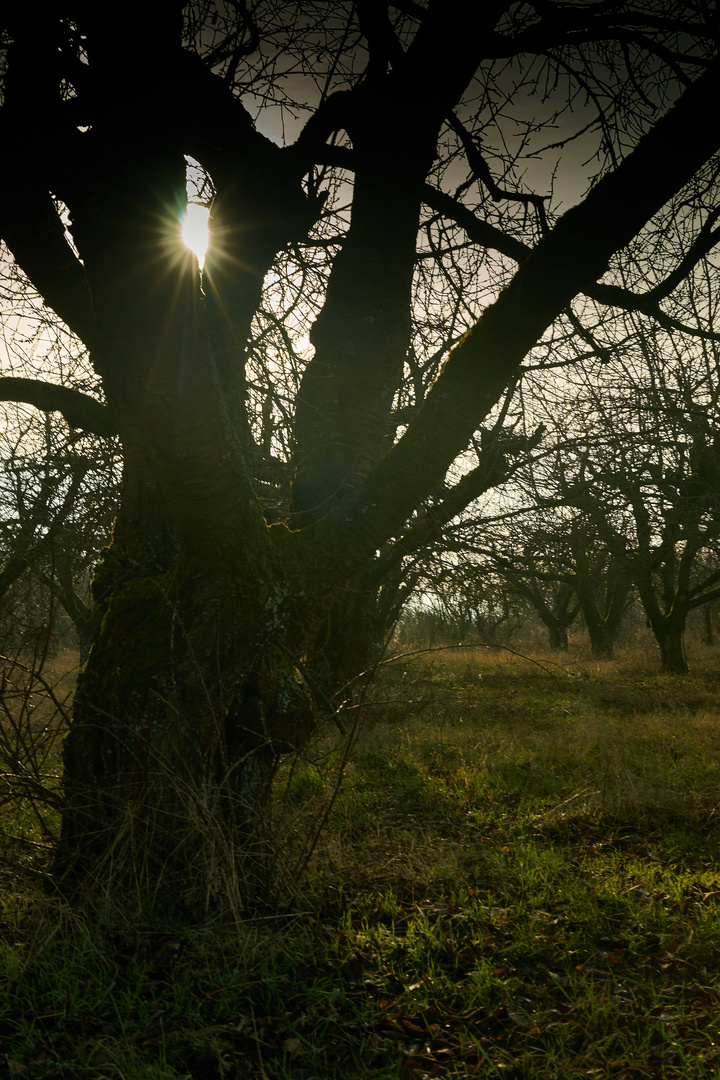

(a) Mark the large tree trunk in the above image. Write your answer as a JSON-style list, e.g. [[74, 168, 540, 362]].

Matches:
[[548, 624, 569, 651], [703, 602, 715, 645], [576, 579, 631, 660], [587, 623, 614, 659], [575, 585, 613, 658], [58, 562, 315, 897], [654, 619, 689, 674], [53, 260, 320, 896], [57, 489, 318, 897], [635, 577, 690, 674]]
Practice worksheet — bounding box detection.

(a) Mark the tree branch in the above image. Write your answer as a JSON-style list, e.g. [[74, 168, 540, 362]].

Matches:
[[0, 187, 98, 348], [422, 184, 533, 262], [447, 112, 549, 231], [422, 182, 720, 341], [0, 378, 117, 436], [585, 281, 720, 341], [307, 54, 720, 579]]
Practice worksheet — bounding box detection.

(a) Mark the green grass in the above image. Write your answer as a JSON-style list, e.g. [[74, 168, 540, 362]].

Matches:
[[4, 644, 720, 1077]]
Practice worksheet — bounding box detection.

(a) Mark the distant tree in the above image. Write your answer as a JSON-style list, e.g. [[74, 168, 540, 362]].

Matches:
[[1, 2, 719, 894], [448, 493, 632, 656], [564, 518, 632, 659], [553, 331, 720, 673], [485, 454, 636, 658], [411, 552, 528, 646], [0, 404, 118, 658], [487, 525, 581, 650]]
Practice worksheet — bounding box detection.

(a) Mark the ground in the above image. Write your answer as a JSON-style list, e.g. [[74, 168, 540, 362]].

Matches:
[[3, 640, 720, 1078]]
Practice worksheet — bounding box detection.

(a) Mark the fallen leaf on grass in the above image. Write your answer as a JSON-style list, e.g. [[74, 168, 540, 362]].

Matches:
[[283, 1036, 304, 1057]]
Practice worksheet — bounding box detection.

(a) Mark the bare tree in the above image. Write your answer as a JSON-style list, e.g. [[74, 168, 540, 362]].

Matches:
[[527, 324, 720, 672], [489, 526, 582, 651], [0, 2, 719, 892], [0, 406, 119, 654]]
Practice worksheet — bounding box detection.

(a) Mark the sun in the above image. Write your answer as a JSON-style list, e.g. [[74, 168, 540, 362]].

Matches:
[[181, 203, 210, 267]]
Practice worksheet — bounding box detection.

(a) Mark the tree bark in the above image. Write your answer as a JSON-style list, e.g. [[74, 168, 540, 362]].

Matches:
[[548, 624, 569, 651], [636, 577, 690, 674], [57, 468, 318, 894], [655, 620, 689, 675], [575, 578, 631, 660], [703, 602, 715, 645], [53, 256, 320, 892]]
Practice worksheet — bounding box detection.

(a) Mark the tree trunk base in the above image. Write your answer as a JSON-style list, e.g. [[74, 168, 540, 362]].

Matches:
[[54, 741, 282, 915]]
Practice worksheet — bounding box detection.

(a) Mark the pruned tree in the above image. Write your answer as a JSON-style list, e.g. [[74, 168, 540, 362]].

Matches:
[[477, 452, 636, 658], [493, 544, 581, 651], [423, 556, 529, 646], [564, 518, 632, 659], [536, 325, 720, 673], [1, 1, 719, 895], [574, 429, 720, 674], [444, 469, 634, 657]]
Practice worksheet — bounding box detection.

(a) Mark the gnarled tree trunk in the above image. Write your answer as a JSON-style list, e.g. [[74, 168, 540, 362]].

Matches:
[[0, 4, 718, 901]]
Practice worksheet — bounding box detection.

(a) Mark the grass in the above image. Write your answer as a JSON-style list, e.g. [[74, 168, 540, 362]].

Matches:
[[0, 646, 74, 868], [4, 642, 720, 1077]]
